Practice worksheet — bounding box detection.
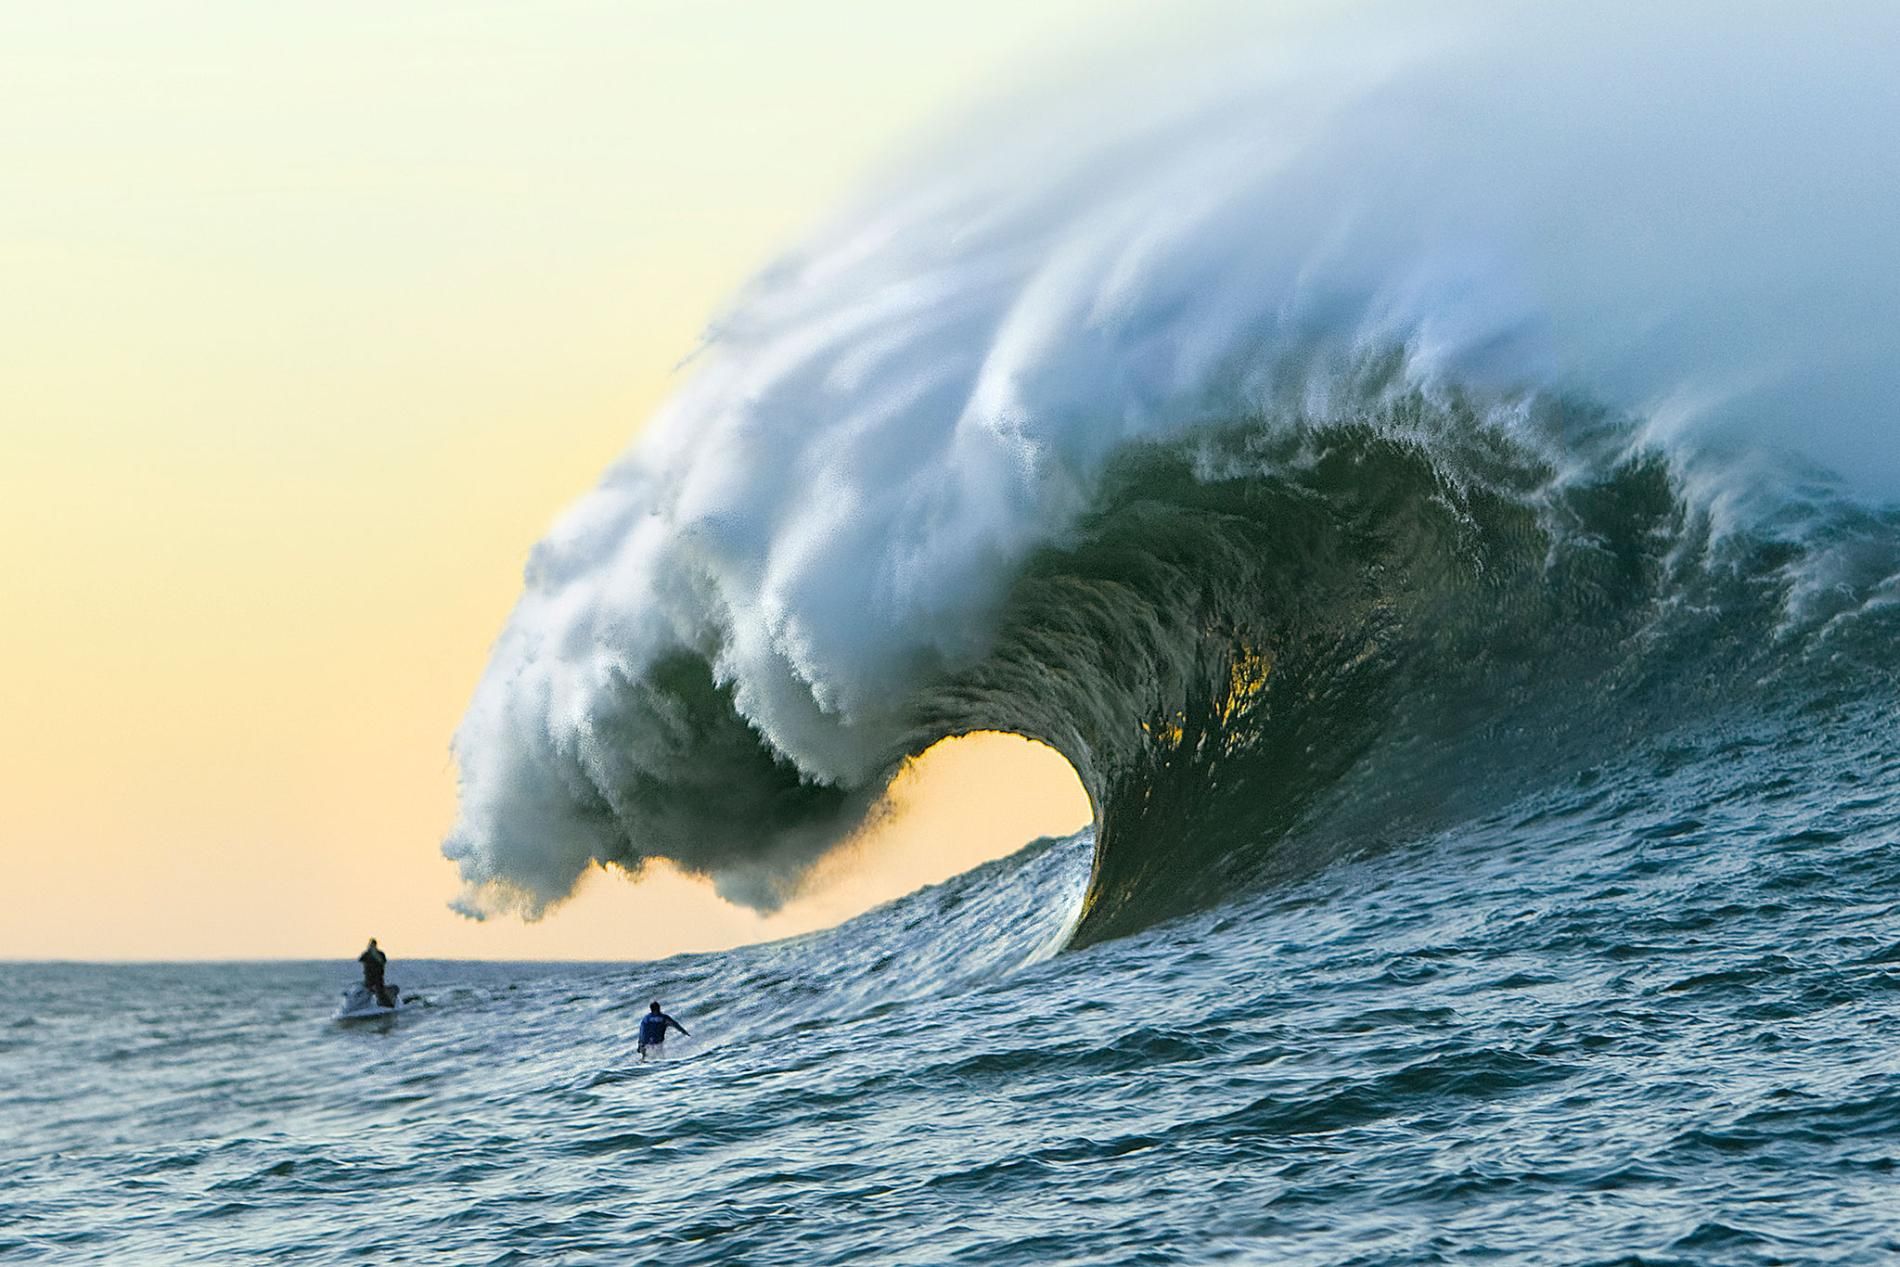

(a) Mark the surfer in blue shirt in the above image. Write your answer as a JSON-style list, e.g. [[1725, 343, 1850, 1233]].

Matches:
[[637, 1001, 689, 1058]]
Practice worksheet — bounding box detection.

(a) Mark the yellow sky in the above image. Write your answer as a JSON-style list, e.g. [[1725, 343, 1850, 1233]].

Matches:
[[0, 2, 1138, 959]]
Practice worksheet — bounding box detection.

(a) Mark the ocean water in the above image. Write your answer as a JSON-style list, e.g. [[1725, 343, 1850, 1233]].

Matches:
[[8, 695, 1900, 1264]]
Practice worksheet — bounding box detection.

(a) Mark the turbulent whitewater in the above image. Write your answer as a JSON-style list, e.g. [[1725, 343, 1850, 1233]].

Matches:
[[445, 2, 1900, 945]]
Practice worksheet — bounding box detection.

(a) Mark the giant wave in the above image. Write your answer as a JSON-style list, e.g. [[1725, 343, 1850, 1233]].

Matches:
[[443, 1, 1900, 943]]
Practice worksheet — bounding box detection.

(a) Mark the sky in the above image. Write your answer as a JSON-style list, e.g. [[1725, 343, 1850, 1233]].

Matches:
[[0, 1, 1142, 960]]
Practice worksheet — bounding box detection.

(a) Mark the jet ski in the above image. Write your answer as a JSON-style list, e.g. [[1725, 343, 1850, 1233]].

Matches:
[[332, 983, 411, 1021]]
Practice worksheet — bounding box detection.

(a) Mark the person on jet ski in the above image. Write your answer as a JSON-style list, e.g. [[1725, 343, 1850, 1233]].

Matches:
[[637, 1001, 689, 1058], [358, 938, 393, 1008]]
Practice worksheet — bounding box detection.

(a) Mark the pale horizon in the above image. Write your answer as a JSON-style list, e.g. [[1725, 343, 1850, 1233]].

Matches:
[[0, 1, 1128, 960]]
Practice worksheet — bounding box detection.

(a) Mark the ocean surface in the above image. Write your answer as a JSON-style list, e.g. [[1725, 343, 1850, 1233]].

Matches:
[[8, 693, 1900, 1264]]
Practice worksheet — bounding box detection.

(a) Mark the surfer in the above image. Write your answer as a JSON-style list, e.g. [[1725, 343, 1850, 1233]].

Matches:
[[637, 1001, 689, 1058], [358, 938, 393, 1008]]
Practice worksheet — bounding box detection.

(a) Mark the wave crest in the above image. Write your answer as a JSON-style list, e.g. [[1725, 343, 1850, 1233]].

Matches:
[[445, 2, 1900, 937]]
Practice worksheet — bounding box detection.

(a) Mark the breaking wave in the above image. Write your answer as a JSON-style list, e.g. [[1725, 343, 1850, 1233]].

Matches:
[[443, 1, 1900, 943]]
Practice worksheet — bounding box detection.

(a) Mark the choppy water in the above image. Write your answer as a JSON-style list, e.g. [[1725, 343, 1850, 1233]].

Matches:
[[8, 697, 1899, 1264]]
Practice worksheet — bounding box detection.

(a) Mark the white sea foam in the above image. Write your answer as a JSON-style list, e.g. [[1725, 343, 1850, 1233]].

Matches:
[[445, 2, 1900, 916]]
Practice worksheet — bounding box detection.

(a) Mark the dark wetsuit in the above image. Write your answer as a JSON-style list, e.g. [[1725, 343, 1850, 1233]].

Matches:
[[358, 947, 392, 1007], [638, 1012, 688, 1054]]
